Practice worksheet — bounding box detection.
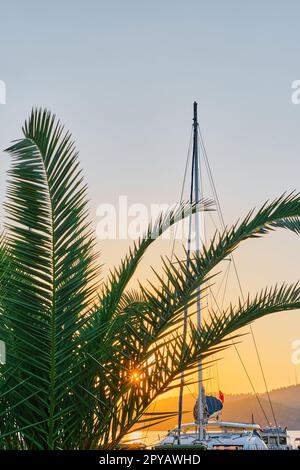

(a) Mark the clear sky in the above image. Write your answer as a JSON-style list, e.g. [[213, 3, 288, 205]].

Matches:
[[0, 0, 300, 394]]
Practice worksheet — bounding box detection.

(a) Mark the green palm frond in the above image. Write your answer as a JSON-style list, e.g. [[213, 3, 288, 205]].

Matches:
[[2, 109, 98, 449], [273, 215, 300, 235]]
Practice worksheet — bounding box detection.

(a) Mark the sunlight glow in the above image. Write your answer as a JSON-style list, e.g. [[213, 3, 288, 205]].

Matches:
[[129, 370, 141, 385]]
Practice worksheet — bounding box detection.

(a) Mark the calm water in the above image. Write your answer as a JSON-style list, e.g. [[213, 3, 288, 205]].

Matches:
[[125, 430, 300, 449]]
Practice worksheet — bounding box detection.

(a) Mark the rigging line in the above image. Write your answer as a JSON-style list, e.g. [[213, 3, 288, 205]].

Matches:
[[200, 135, 234, 395], [215, 355, 220, 392], [200, 155, 232, 337], [200, 271, 270, 425], [178, 128, 196, 433], [143, 129, 193, 438], [204, 263, 230, 316], [170, 127, 193, 261], [250, 325, 279, 428], [144, 129, 193, 439], [185, 382, 198, 400], [199, 123, 221, 400], [199, 129, 274, 427], [220, 262, 231, 311], [213, 261, 231, 307], [232, 343, 271, 426], [200, 150, 212, 317], [199, 165, 230, 400], [198, 127, 273, 426], [208, 211, 219, 232]]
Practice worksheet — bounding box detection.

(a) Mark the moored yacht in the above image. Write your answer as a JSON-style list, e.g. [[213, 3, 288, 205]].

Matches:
[[155, 422, 267, 450]]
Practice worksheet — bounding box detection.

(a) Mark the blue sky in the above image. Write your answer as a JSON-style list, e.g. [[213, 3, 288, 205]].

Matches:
[[1, 0, 300, 392], [1, 1, 300, 209]]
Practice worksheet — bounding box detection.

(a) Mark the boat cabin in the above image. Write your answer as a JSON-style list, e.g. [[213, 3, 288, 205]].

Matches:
[[261, 426, 292, 450]]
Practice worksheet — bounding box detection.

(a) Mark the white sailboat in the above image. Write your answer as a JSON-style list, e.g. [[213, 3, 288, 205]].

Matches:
[[155, 102, 268, 450], [156, 422, 267, 450]]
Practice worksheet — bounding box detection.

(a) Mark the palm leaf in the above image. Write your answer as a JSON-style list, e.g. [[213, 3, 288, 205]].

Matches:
[[2, 109, 98, 449]]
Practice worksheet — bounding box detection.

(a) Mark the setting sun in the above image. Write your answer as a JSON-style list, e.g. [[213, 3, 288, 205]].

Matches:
[[129, 370, 141, 385]]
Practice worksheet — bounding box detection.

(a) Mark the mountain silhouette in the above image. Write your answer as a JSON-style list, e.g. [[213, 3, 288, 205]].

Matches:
[[146, 385, 300, 430]]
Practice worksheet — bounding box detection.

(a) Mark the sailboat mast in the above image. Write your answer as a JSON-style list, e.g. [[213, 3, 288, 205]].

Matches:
[[177, 107, 195, 437], [177, 102, 204, 442], [192, 102, 205, 441]]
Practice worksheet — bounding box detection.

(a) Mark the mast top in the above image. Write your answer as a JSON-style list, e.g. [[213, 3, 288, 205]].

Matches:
[[193, 101, 198, 127]]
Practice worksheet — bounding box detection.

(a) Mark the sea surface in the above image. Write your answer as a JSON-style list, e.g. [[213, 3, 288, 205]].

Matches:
[[125, 430, 300, 449]]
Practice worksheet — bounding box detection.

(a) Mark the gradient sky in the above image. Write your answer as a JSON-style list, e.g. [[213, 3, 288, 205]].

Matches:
[[0, 0, 300, 395]]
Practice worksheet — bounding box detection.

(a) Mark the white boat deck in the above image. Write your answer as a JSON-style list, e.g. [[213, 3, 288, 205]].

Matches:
[[155, 421, 268, 450]]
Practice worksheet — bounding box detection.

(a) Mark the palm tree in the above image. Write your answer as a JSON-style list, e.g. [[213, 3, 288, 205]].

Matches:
[[0, 109, 300, 449]]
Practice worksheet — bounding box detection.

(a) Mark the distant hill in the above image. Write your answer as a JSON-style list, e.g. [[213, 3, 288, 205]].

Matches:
[[143, 385, 300, 430]]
